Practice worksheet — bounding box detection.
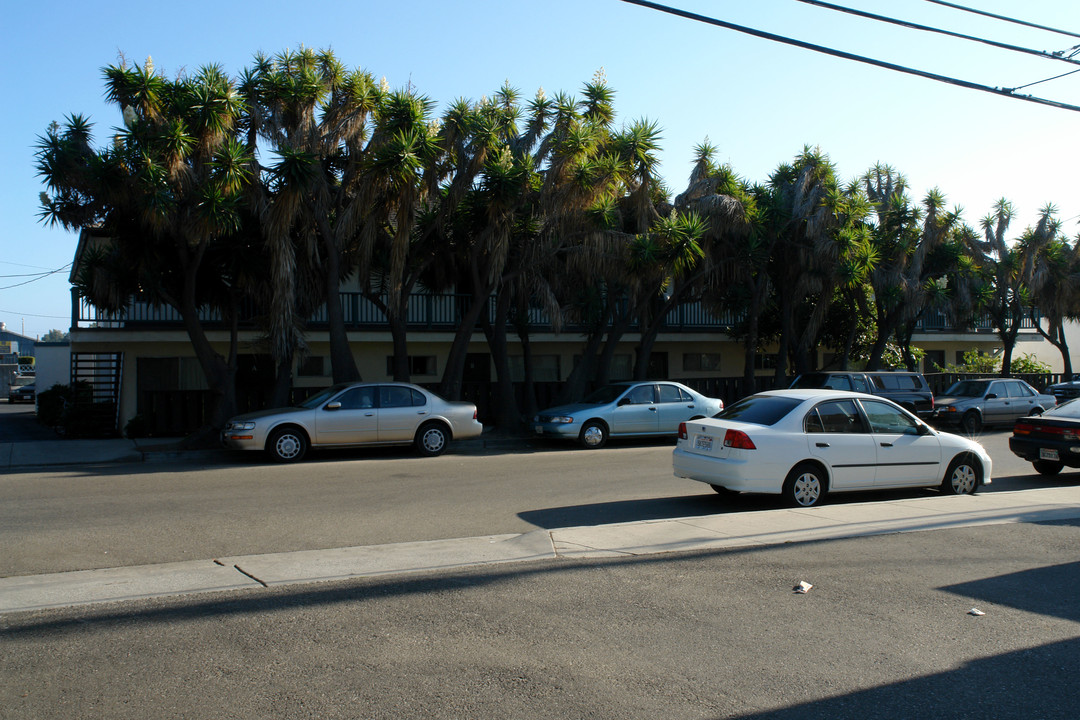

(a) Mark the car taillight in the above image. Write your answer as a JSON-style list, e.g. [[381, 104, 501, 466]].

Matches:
[[723, 429, 756, 450], [1029, 424, 1080, 441], [678, 422, 688, 439]]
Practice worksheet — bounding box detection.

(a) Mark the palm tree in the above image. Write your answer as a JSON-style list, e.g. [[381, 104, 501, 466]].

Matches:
[[862, 166, 965, 370], [971, 199, 1034, 374], [242, 48, 382, 387], [766, 147, 868, 383], [1022, 207, 1078, 375], [37, 58, 252, 442]]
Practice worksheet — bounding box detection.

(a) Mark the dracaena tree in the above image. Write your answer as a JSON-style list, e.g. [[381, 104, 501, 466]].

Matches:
[[862, 166, 967, 370], [1021, 206, 1079, 375], [240, 48, 383, 392], [36, 58, 253, 443]]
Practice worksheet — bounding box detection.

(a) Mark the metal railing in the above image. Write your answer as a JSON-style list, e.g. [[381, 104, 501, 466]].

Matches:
[[75, 292, 1034, 335]]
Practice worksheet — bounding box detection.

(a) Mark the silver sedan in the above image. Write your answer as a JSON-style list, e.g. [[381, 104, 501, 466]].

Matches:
[[222, 382, 483, 462], [534, 381, 724, 449]]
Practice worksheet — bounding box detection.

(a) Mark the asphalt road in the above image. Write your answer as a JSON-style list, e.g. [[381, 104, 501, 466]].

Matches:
[[3, 521, 1078, 719], [2, 412, 1079, 718], [0, 425, 1069, 578]]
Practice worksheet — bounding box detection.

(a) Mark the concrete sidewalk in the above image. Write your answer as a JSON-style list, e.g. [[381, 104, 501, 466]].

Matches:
[[4, 485, 1079, 614]]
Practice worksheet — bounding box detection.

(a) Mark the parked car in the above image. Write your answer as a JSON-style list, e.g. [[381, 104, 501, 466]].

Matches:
[[932, 378, 1056, 434], [533, 381, 724, 449], [673, 389, 991, 508], [222, 382, 483, 462], [7, 377, 35, 404], [789, 370, 934, 418], [1045, 375, 1080, 403], [1009, 399, 1080, 476]]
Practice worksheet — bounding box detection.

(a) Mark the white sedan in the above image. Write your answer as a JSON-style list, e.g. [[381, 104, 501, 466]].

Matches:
[[673, 389, 992, 508], [222, 382, 483, 462]]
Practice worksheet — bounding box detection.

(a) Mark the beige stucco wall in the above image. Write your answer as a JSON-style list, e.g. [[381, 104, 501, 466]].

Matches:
[[70, 321, 1067, 435]]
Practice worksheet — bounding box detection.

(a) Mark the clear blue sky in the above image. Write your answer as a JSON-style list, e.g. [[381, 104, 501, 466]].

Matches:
[[2, 0, 1077, 340]]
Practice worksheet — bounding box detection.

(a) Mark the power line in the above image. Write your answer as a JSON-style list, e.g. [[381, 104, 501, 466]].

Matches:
[[793, 0, 1080, 66], [921, 0, 1080, 41], [0, 263, 71, 291], [0, 309, 69, 320], [619, 0, 1080, 113]]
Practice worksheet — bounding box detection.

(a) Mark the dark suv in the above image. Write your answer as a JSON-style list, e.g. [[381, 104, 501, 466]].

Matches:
[[790, 371, 935, 418]]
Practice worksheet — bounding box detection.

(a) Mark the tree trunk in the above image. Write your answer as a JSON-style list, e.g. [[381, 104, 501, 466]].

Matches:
[[485, 289, 520, 433], [324, 250, 361, 383], [388, 310, 410, 382], [440, 289, 490, 400], [177, 262, 238, 446], [559, 325, 605, 404]]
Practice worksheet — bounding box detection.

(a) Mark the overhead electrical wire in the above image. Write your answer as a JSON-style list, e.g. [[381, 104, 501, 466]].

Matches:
[[792, 0, 1080, 66], [618, 0, 1080, 113], [0, 263, 72, 291], [921, 0, 1080, 41]]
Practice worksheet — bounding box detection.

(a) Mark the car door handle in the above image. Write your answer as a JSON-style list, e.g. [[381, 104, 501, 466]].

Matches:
[[880, 442, 893, 447], [816, 442, 829, 448], [649, 407, 657, 412]]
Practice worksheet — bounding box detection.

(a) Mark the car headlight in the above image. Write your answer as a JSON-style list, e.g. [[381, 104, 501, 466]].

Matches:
[[536, 415, 574, 424], [227, 421, 256, 431]]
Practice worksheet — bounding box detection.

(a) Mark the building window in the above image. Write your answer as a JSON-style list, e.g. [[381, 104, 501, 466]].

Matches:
[[385, 355, 437, 376], [297, 356, 328, 377], [137, 357, 209, 391], [508, 355, 560, 382], [683, 352, 722, 372], [571, 354, 632, 381], [754, 354, 779, 371]]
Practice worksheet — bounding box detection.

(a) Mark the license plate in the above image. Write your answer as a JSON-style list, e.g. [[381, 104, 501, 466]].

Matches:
[[1040, 448, 1060, 461], [694, 435, 714, 452]]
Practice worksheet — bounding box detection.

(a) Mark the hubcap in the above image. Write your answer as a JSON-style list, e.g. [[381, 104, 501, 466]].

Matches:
[[276, 435, 301, 459], [793, 473, 821, 506], [951, 465, 977, 494], [423, 428, 446, 453], [583, 426, 604, 447]]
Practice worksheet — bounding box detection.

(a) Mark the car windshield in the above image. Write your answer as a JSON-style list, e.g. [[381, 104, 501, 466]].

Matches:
[[945, 380, 989, 397], [712, 395, 802, 425], [297, 384, 351, 409], [582, 385, 630, 404]]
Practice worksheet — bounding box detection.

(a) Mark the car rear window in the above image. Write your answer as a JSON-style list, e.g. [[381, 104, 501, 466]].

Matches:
[[713, 395, 802, 425], [1044, 399, 1080, 419]]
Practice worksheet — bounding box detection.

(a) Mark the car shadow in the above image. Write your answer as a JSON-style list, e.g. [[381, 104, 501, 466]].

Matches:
[[517, 486, 955, 530]]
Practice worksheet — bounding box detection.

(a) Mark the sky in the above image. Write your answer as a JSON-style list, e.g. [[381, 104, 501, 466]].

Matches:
[[2, 0, 1078, 341]]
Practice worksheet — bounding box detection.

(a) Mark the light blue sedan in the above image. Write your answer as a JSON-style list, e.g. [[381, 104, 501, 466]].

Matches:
[[534, 381, 724, 449]]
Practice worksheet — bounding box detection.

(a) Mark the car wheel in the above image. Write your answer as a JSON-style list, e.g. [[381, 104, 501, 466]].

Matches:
[[415, 422, 449, 457], [783, 463, 827, 508], [1033, 460, 1064, 476], [710, 484, 736, 496], [960, 411, 982, 434], [941, 454, 981, 495], [267, 426, 308, 463], [579, 420, 609, 449]]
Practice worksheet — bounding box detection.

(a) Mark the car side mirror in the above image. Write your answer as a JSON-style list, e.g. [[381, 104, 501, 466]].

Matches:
[[917, 423, 931, 436], [325, 401, 342, 411], [985, 393, 997, 400], [617, 397, 632, 407]]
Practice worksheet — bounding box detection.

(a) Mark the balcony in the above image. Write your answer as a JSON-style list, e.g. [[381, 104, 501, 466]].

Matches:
[[74, 292, 1034, 335]]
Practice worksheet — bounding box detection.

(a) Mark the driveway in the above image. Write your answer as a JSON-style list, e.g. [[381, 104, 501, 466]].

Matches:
[[0, 404, 57, 443]]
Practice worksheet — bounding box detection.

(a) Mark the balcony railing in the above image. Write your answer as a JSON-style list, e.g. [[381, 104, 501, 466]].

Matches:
[[75, 292, 1035, 335]]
